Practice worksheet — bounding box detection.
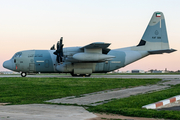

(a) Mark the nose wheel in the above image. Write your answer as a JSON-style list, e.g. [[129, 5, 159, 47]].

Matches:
[[21, 72, 27, 77]]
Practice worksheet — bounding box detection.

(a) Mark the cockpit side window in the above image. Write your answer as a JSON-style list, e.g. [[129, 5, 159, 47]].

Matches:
[[12, 52, 22, 59]]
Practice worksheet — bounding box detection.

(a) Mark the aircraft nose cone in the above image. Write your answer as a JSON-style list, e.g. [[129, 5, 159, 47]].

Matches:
[[3, 60, 13, 70]]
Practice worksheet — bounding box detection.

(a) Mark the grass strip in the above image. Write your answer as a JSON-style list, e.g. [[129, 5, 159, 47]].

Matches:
[[88, 84, 180, 120]]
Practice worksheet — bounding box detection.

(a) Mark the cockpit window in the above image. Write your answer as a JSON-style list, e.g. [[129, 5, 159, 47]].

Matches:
[[12, 52, 22, 58]]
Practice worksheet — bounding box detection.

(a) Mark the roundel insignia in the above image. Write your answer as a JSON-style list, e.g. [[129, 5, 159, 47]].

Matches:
[[155, 30, 159, 35]]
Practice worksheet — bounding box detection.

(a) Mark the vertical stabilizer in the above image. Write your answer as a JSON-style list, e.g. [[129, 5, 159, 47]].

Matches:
[[137, 12, 170, 50]]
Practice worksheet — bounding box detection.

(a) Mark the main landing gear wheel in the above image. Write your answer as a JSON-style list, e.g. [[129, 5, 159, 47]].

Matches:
[[21, 72, 27, 77], [80, 74, 91, 77], [85, 74, 91, 77], [70, 73, 91, 77]]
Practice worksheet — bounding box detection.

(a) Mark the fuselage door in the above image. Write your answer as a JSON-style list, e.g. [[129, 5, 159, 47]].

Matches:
[[29, 63, 35, 72], [15, 63, 20, 71], [45, 60, 49, 68], [104, 61, 110, 72]]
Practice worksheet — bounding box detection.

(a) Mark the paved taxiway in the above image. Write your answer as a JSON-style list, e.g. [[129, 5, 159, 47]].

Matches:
[[1, 74, 180, 79], [0, 104, 96, 120]]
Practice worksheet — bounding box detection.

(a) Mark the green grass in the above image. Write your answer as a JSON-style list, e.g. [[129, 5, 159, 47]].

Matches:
[[88, 84, 180, 120], [0, 77, 160, 105]]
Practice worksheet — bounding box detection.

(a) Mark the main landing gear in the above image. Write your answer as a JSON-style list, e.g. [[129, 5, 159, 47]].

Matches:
[[21, 72, 27, 77], [70, 73, 91, 77]]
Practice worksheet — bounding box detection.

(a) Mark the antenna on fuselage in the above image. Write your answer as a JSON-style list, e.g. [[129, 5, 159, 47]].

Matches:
[[50, 44, 55, 50]]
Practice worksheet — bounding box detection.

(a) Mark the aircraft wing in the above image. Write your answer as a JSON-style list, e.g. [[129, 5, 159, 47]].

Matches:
[[80, 42, 111, 54], [71, 42, 114, 62], [148, 49, 177, 54]]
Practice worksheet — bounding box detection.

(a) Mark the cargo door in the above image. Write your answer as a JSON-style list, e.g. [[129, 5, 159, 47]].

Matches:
[[29, 63, 35, 72]]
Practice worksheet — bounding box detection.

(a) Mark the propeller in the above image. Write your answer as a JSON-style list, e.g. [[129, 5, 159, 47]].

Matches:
[[53, 37, 64, 63]]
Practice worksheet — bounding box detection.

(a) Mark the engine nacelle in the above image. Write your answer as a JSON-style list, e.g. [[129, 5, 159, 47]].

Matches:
[[73, 53, 115, 61]]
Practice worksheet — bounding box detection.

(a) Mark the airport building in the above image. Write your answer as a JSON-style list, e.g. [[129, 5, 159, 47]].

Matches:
[[131, 70, 145, 73]]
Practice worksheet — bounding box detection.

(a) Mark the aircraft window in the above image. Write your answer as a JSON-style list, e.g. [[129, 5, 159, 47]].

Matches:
[[14, 59, 16, 63], [19, 53, 22, 57], [13, 52, 22, 58]]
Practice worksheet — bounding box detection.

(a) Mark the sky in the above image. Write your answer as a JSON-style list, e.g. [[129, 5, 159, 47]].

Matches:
[[0, 0, 180, 71]]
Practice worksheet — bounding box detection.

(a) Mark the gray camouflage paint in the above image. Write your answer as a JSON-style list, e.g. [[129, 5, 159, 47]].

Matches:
[[3, 48, 147, 74]]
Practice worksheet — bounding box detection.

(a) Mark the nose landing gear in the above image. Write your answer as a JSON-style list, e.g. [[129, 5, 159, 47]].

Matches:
[[21, 72, 27, 77]]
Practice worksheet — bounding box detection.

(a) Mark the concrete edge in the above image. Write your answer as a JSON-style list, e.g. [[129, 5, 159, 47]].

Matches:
[[142, 95, 180, 109]]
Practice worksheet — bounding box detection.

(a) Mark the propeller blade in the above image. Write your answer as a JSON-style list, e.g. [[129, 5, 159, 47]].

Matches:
[[53, 37, 64, 63]]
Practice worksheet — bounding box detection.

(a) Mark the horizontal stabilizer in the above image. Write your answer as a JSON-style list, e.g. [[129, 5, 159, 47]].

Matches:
[[148, 49, 177, 54]]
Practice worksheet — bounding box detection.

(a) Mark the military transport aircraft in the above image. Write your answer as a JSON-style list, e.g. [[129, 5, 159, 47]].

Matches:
[[3, 12, 176, 77]]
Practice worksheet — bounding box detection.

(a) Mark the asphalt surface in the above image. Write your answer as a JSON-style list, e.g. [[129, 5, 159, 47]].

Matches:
[[1, 74, 180, 79], [158, 106, 180, 111], [0, 104, 96, 120]]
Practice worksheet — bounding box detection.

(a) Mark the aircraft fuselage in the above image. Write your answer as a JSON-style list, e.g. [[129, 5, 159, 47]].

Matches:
[[3, 47, 149, 75]]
